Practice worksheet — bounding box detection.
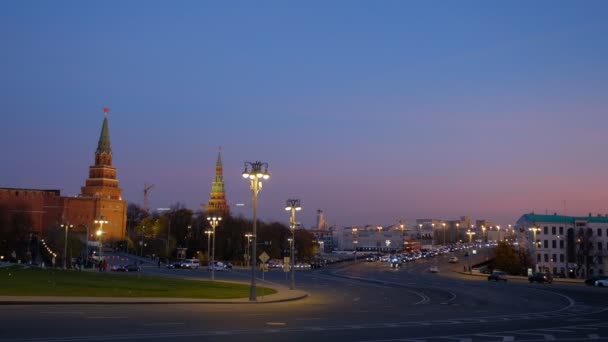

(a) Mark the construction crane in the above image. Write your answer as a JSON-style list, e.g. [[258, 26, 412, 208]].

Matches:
[[143, 183, 155, 213]]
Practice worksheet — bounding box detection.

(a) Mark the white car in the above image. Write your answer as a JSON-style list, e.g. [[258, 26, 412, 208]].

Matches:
[[595, 279, 608, 287], [449, 257, 459, 263], [208, 261, 229, 271], [429, 266, 439, 273], [180, 259, 200, 269]]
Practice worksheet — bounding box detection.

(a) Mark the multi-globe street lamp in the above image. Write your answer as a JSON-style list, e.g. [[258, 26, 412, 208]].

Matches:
[[60, 223, 73, 269], [207, 216, 222, 281], [94, 218, 108, 261], [242, 161, 270, 301], [285, 199, 301, 290]]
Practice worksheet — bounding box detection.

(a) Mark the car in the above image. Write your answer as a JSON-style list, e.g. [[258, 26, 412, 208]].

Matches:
[[595, 279, 608, 287], [429, 266, 439, 273], [208, 261, 229, 271], [585, 275, 608, 286], [166, 261, 182, 269], [124, 264, 141, 272], [487, 271, 508, 282], [528, 272, 553, 283], [180, 259, 200, 269], [111, 264, 127, 272], [449, 257, 459, 263]]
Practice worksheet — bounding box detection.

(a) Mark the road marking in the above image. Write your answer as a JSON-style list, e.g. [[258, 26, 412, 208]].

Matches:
[[588, 334, 600, 339], [266, 322, 286, 326], [516, 333, 556, 340], [538, 329, 572, 333], [86, 316, 128, 320], [476, 334, 514, 341], [39, 311, 83, 315]]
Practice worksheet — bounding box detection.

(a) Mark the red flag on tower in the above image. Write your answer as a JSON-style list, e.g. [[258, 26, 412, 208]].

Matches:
[[103, 107, 110, 114]]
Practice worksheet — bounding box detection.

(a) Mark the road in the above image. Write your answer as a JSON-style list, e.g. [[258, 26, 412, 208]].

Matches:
[[1, 253, 608, 342]]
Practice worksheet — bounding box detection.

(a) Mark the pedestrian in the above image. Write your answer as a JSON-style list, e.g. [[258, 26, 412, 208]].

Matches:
[[157, 259, 161, 268], [102, 260, 108, 271], [98, 261, 102, 272]]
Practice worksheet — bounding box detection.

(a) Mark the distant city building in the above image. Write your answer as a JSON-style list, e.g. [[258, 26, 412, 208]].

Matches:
[[516, 213, 608, 278], [0, 111, 127, 242], [204, 148, 229, 217], [316, 209, 328, 230]]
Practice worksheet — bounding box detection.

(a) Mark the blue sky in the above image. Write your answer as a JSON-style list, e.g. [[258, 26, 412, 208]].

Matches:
[[2, 1, 608, 228]]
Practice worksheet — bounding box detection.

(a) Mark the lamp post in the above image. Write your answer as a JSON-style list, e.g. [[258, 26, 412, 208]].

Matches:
[[285, 199, 301, 290], [352, 228, 358, 260], [61, 223, 73, 269], [482, 225, 486, 242], [205, 228, 213, 274], [466, 229, 476, 273], [244, 233, 253, 266], [94, 219, 108, 261], [431, 223, 436, 249], [399, 222, 406, 252], [207, 216, 221, 281], [242, 161, 270, 301], [529, 225, 541, 252], [442, 222, 446, 246], [418, 224, 423, 250]]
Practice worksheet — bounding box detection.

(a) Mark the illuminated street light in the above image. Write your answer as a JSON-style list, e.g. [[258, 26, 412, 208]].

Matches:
[[94, 218, 108, 261], [442, 222, 446, 246], [285, 199, 301, 290], [60, 223, 73, 269], [242, 161, 270, 301], [207, 216, 221, 280], [205, 228, 213, 272], [529, 225, 541, 251], [352, 228, 359, 261]]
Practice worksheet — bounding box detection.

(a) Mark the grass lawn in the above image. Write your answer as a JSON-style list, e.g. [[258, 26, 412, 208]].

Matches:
[[0, 266, 277, 299]]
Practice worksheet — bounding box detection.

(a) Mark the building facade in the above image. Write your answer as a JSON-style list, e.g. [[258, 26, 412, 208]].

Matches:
[[0, 113, 127, 243], [516, 213, 608, 278]]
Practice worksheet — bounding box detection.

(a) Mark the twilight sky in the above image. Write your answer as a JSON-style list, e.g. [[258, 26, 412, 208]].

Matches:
[[2, 1, 608, 228]]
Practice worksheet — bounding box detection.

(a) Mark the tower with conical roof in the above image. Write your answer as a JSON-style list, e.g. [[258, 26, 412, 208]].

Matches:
[[205, 147, 230, 216], [79, 108, 127, 241]]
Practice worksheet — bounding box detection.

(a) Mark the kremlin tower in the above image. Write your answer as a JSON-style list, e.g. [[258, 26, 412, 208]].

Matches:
[[205, 147, 230, 217], [79, 108, 127, 240]]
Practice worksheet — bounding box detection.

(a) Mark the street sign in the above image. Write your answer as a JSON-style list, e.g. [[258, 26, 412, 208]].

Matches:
[[259, 251, 270, 263]]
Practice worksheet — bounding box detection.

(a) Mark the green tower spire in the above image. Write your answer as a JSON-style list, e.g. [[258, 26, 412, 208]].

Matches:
[[96, 111, 112, 155]]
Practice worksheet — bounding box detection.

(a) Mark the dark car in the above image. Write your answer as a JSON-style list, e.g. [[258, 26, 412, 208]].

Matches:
[[166, 262, 182, 269], [124, 264, 141, 272], [528, 272, 553, 283], [584, 275, 608, 286], [487, 271, 508, 282]]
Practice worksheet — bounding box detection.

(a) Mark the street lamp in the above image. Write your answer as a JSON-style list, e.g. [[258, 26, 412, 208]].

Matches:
[[207, 216, 221, 281], [352, 228, 358, 260], [242, 161, 270, 301], [399, 222, 406, 252], [244, 233, 253, 266], [61, 223, 73, 269], [205, 228, 213, 274], [376, 226, 383, 252], [482, 225, 486, 242], [94, 219, 108, 261], [466, 229, 476, 273], [285, 199, 301, 290], [529, 225, 541, 250], [442, 222, 446, 246], [497, 225, 501, 242], [418, 224, 423, 250]]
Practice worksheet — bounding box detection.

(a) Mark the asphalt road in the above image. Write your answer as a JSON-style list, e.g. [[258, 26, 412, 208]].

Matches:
[[2, 253, 608, 342]]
